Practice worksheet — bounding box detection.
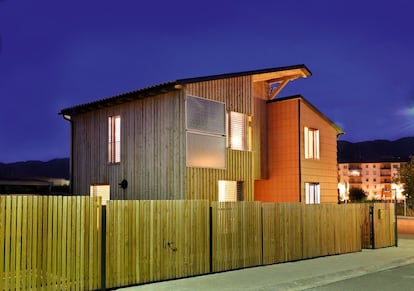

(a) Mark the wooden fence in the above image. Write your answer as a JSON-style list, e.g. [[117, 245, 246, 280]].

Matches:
[[0, 195, 101, 291], [105, 200, 210, 288], [360, 203, 395, 249], [1, 196, 395, 290], [211, 202, 262, 272]]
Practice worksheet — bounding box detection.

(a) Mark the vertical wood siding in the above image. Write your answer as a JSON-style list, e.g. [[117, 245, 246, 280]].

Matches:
[[71, 91, 186, 200], [185, 77, 255, 201]]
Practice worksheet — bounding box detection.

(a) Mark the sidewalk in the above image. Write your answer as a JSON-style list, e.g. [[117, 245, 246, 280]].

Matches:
[[118, 235, 414, 291]]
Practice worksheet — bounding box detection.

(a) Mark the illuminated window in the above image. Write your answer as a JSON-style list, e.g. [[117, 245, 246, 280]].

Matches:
[[227, 111, 251, 151], [90, 184, 110, 206], [218, 180, 243, 201], [304, 127, 319, 159], [305, 182, 320, 204], [186, 96, 226, 168], [108, 115, 121, 163]]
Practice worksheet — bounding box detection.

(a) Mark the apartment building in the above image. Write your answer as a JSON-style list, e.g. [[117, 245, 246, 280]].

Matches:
[[338, 161, 405, 202]]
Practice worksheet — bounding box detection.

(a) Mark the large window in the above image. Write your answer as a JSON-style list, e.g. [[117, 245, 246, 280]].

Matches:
[[186, 96, 226, 168], [305, 182, 320, 204], [218, 180, 243, 201], [304, 127, 319, 159], [108, 115, 121, 163], [90, 184, 110, 206], [227, 111, 251, 151]]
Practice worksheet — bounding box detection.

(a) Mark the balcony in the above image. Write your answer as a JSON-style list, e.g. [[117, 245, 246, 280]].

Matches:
[[348, 164, 362, 170], [349, 178, 362, 184], [380, 163, 391, 169]]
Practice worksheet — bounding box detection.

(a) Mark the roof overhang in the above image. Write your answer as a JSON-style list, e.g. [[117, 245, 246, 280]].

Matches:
[[60, 64, 311, 116]]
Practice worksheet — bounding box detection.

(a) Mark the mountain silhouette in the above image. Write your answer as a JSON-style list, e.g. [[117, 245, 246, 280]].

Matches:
[[0, 158, 69, 180], [337, 136, 414, 163]]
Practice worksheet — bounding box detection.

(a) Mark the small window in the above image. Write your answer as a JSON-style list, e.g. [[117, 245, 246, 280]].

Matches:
[[108, 115, 121, 163], [90, 184, 110, 206], [218, 180, 243, 201], [227, 112, 251, 151], [304, 127, 320, 159], [305, 182, 320, 204]]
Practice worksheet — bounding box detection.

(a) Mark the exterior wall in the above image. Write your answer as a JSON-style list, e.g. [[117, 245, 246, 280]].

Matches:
[[254, 99, 300, 202], [299, 100, 339, 203], [252, 81, 269, 180], [338, 162, 405, 201], [184, 76, 255, 201], [71, 91, 186, 200]]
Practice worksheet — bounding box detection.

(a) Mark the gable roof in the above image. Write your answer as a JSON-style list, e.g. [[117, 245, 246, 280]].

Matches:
[[268, 95, 344, 135], [60, 64, 311, 116]]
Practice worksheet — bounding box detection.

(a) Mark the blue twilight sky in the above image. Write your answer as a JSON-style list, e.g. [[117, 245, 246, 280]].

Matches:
[[0, 0, 414, 163]]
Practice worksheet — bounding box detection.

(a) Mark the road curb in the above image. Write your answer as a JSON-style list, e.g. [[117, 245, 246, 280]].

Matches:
[[261, 256, 414, 291]]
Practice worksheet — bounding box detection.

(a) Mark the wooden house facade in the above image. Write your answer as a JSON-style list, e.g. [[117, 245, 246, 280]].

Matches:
[[60, 65, 343, 203]]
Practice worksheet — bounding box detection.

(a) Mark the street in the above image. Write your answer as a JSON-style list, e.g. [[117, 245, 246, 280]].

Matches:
[[308, 263, 414, 291]]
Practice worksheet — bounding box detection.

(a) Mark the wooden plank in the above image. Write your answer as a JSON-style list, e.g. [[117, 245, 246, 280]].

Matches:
[[0, 196, 6, 290], [21, 196, 28, 290], [61, 197, 68, 289]]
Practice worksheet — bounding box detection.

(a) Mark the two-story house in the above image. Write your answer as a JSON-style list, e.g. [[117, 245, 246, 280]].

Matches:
[[60, 65, 343, 204]]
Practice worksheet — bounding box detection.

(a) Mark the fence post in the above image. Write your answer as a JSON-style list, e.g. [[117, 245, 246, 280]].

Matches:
[[369, 206, 375, 249], [101, 205, 106, 290]]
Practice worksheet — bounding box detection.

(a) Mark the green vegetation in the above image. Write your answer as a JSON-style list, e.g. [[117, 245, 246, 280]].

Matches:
[[398, 156, 414, 208], [348, 187, 366, 202]]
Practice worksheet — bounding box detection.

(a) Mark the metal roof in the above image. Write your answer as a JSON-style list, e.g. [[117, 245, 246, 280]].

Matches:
[[60, 64, 311, 116]]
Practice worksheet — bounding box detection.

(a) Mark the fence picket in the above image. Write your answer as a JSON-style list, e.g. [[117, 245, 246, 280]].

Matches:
[[0, 196, 395, 290]]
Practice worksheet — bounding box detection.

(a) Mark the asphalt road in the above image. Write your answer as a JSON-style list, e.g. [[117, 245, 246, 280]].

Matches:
[[308, 263, 414, 291]]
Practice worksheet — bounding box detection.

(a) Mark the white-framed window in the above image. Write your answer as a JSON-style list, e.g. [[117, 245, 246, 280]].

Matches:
[[305, 182, 320, 204], [90, 184, 110, 206], [227, 111, 251, 151], [218, 180, 243, 201], [108, 115, 121, 163], [186, 96, 226, 168], [304, 127, 320, 159]]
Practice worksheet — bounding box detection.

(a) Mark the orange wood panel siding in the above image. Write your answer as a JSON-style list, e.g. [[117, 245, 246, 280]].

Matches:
[[184, 77, 255, 202], [71, 91, 186, 200], [254, 99, 300, 202], [299, 99, 339, 203]]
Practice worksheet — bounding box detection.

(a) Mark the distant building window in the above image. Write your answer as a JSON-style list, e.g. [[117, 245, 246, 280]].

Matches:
[[218, 180, 243, 201], [343, 165, 348, 169], [393, 165, 399, 169], [305, 182, 320, 204], [304, 127, 320, 159], [90, 184, 110, 206], [373, 165, 376, 168], [227, 111, 251, 151], [186, 96, 226, 168], [108, 115, 121, 163]]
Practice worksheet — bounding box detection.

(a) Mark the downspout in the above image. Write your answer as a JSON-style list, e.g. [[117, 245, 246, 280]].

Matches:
[[62, 114, 74, 195]]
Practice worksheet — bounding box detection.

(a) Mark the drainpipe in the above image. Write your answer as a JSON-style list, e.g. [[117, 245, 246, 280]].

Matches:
[[62, 114, 74, 195]]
